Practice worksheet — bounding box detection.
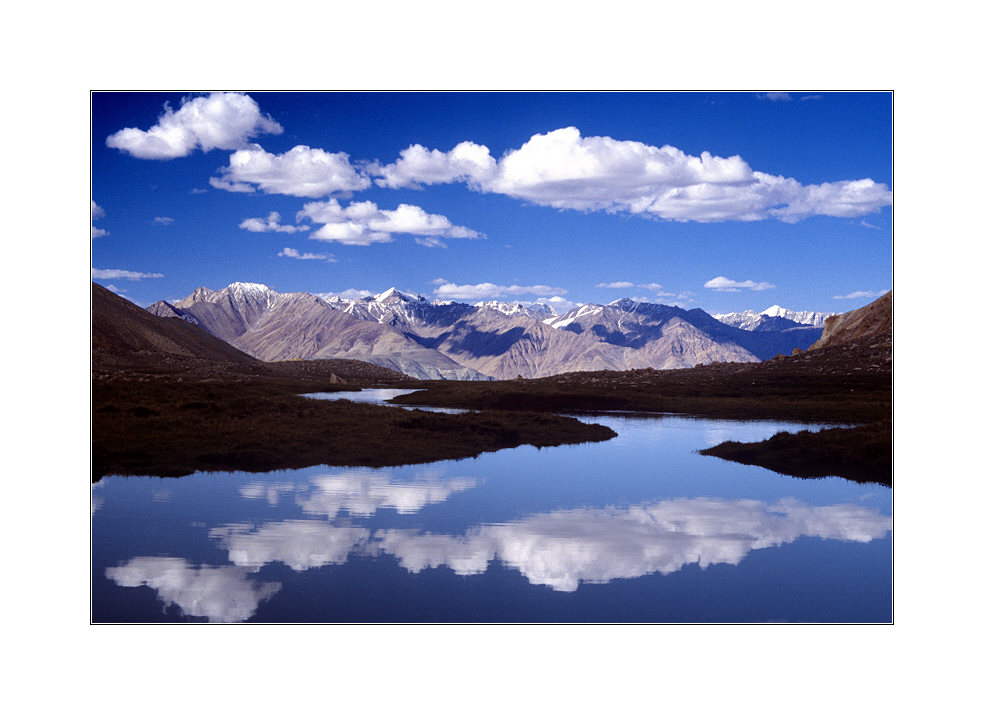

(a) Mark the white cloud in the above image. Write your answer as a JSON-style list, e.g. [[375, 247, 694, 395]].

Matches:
[[277, 247, 334, 261], [433, 282, 567, 301], [415, 237, 447, 248], [92, 268, 164, 280], [759, 91, 792, 101], [704, 275, 775, 292], [833, 289, 890, 300], [153, 216, 174, 226], [372, 140, 497, 189], [296, 199, 481, 246], [369, 126, 892, 223], [91, 200, 108, 238], [210, 144, 371, 197], [106, 92, 283, 159], [240, 211, 310, 234], [597, 281, 664, 291]]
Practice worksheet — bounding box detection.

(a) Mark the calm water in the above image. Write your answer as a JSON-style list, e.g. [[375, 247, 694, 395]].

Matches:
[[91, 390, 892, 623]]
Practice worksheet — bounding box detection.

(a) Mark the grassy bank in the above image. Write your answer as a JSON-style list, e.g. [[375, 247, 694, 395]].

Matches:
[[92, 376, 615, 480], [699, 420, 892, 486]]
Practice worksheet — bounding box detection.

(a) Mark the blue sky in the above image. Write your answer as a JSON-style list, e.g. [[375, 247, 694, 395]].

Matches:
[[91, 91, 892, 314]]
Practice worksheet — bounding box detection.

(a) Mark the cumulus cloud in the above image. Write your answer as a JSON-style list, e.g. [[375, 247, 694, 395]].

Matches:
[[277, 247, 333, 261], [239, 211, 310, 234], [106, 92, 283, 159], [833, 289, 890, 300], [91, 200, 108, 238], [92, 268, 164, 280], [296, 199, 481, 246], [704, 275, 775, 292], [432, 281, 567, 301], [153, 216, 174, 226], [210, 145, 371, 197], [369, 126, 892, 223], [105, 557, 280, 623], [372, 140, 497, 189]]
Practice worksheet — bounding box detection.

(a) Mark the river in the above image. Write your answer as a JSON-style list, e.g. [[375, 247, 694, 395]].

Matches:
[[91, 389, 891, 622]]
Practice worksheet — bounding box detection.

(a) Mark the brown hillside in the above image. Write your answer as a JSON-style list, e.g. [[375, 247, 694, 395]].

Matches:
[[92, 282, 258, 367], [810, 290, 892, 350]]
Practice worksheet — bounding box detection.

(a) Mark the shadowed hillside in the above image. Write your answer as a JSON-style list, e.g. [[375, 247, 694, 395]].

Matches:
[[91, 283, 615, 479]]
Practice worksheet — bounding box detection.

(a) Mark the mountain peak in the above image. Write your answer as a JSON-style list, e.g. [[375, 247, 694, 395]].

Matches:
[[373, 287, 424, 303]]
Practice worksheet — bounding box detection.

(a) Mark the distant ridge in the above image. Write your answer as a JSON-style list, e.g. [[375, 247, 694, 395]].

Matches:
[[144, 282, 829, 380]]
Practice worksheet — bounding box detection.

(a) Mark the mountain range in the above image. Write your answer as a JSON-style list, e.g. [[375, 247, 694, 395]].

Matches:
[[146, 283, 828, 380]]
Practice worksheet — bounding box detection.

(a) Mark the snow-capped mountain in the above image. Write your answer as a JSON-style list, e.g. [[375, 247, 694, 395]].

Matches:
[[149, 283, 826, 380], [544, 298, 821, 364], [474, 300, 559, 321], [714, 305, 834, 331]]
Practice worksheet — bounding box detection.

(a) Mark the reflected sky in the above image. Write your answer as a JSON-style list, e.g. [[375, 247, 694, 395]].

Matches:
[[206, 497, 890, 594], [240, 466, 478, 517], [93, 411, 892, 622], [105, 557, 281, 623]]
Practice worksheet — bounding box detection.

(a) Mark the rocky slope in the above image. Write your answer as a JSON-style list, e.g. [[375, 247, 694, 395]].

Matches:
[[810, 291, 892, 350], [146, 282, 829, 380], [94, 282, 259, 368], [149, 284, 489, 380]]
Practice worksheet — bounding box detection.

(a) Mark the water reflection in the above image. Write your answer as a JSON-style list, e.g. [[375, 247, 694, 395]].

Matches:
[[240, 467, 479, 517], [374, 497, 891, 591], [105, 557, 281, 623], [210, 521, 371, 572], [203, 497, 891, 597]]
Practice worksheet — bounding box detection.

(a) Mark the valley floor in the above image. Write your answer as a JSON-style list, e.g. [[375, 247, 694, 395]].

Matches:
[[91, 360, 615, 480], [92, 335, 891, 485]]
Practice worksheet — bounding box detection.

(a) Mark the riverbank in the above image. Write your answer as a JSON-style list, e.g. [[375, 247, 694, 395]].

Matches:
[[92, 374, 616, 480], [699, 420, 892, 486]]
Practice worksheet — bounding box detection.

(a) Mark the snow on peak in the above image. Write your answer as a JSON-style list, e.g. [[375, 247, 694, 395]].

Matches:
[[373, 287, 424, 303], [475, 300, 559, 321]]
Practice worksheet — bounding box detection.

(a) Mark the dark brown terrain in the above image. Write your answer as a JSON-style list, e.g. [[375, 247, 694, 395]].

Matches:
[[92, 282, 891, 486], [91, 283, 615, 479]]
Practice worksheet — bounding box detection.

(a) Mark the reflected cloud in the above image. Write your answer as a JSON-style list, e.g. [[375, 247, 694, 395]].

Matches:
[[240, 481, 297, 506], [105, 556, 281, 623], [372, 497, 892, 592], [240, 467, 478, 517], [205, 497, 891, 594], [300, 470, 478, 517], [91, 482, 105, 515], [210, 520, 371, 572]]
